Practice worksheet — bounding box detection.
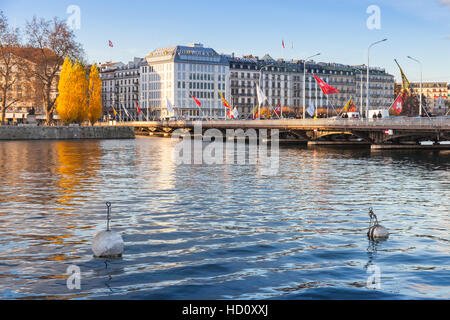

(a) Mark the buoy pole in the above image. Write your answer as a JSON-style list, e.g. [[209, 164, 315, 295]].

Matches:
[[106, 202, 111, 231]]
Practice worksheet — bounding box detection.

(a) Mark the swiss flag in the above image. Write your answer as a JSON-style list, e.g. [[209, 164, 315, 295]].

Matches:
[[275, 103, 281, 114], [313, 74, 339, 95], [391, 93, 404, 114]]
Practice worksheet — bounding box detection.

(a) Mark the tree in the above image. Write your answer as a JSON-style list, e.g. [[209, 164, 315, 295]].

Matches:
[[56, 56, 75, 124], [56, 58, 88, 125], [25, 16, 83, 125], [71, 60, 88, 124], [0, 11, 21, 125], [88, 64, 102, 125]]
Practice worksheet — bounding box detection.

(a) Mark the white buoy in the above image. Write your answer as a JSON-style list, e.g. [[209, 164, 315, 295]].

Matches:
[[92, 202, 124, 258], [367, 208, 389, 240]]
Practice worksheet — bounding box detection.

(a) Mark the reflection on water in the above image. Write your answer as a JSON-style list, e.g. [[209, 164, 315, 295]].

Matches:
[[0, 138, 448, 300]]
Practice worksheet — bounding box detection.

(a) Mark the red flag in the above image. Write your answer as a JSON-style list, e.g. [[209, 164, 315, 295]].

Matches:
[[282, 40, 285, 49], [192, 95, 201, 107], [313, 74, 339, 95], [135, 102, 141, 115], [109, 40, 114, 48], [275, 103, 281, 114], [391, 93, 404, 115]]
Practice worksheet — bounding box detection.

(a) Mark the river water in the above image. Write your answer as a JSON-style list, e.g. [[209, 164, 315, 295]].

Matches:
[[0, 137, 448, 299]]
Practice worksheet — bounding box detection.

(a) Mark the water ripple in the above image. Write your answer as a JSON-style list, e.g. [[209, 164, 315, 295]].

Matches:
[[0, 138, 448, 299]]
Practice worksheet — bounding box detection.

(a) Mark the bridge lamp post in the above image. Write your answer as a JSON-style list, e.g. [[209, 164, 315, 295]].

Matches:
[[407, 55, 423, 117], [303, 53, 321, 119], [366, 39, 387, 118], [258, 63, 276, 120], [356, 68, 364, 117]]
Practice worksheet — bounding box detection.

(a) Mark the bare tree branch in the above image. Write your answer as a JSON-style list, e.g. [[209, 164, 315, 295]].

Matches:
[[25, 16, 84, 125]]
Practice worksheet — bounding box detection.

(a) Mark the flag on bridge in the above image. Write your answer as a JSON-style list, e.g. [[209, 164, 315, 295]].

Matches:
[[307, 102, 316, 117], [313, 74, 339, 95], [122, 105, 130, 118], [256, 85, 267, 106], [275, 103, 281, 114], [394, 59, 411, 91], [344, 98, 356, 112], [232, 108, 239, 119], [252, 106, 259, 119], [108, 40, 114, 48], [192, 95, 201, 107], [112, 106, 117, 117], [135, 102, 141, 115], [390, 93, 404, 114], [218, 90, 231, 109], [166, 98, 174, 113]]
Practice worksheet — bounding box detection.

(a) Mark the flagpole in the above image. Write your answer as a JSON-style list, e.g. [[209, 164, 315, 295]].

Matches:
[[327, 90, 329, 118], [258, 63, 275, 120], [315, 79, 318, 118], [407, 56, 423, 116], [302, 53, 321, 119], [367, 39, 387, 118]]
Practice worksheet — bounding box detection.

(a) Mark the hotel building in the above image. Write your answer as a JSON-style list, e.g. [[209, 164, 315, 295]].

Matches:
[[228, 54, 394, 118], [100, 43, 394, 120], [100, 58, 143, 120], [140, 43, 230, 119]]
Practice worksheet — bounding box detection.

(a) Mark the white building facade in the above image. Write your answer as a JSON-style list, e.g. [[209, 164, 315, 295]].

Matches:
[[100, 59, 142, 120], [140, 43, 230, 120], [228, 54, 394, 118]]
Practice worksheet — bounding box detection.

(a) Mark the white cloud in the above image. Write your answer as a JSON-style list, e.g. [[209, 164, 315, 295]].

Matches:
[[437, 0, 450, 7]]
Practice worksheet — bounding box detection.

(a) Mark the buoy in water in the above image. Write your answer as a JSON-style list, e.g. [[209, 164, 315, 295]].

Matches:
[[367, 207, 389, 240], [92, 202, 124, 258]]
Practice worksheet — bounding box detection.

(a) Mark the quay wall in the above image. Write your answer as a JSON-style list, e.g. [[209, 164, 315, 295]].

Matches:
[[0, 126, 135, 140]]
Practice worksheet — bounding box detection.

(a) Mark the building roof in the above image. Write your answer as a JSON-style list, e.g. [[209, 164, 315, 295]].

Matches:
[[146, 43, 228, 65], [227, 55, 392, 76]]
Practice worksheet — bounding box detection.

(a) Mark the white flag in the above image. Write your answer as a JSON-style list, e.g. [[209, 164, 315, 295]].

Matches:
[[307, 102, 315, 117], [122, 105, 130, 117], [166, 98, 174, 113], [256, 85, 267, 106], [232, 107, 239, 119]]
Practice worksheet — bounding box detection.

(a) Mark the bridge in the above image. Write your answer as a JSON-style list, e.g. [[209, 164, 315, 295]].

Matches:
[[99, 117, 450, 149]]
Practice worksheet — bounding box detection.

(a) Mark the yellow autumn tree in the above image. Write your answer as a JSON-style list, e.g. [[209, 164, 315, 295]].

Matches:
[[88, 64, 103, 125], [72, 61, 89, 124], [56, 56, 75, 124], [56, 57, 89, 124]]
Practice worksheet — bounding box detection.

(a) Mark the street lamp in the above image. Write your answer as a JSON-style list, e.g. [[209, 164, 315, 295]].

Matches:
[[366, 39, 387, 118], [356, 67, 364, 117], [407, 55, 423, 116], [258, 63, 276, 119], [303, 53, 321, 119]]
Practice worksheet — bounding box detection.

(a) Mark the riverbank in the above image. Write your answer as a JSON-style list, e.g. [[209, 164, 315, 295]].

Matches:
[[0, 125, 135, 140]]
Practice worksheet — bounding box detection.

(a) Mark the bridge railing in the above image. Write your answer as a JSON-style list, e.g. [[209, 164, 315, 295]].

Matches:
[[287, 117, 449, 128], [102, 116, 450, 129]]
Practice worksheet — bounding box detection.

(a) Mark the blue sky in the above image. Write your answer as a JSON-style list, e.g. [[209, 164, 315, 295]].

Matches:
[[1, 0, 449, 83]]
